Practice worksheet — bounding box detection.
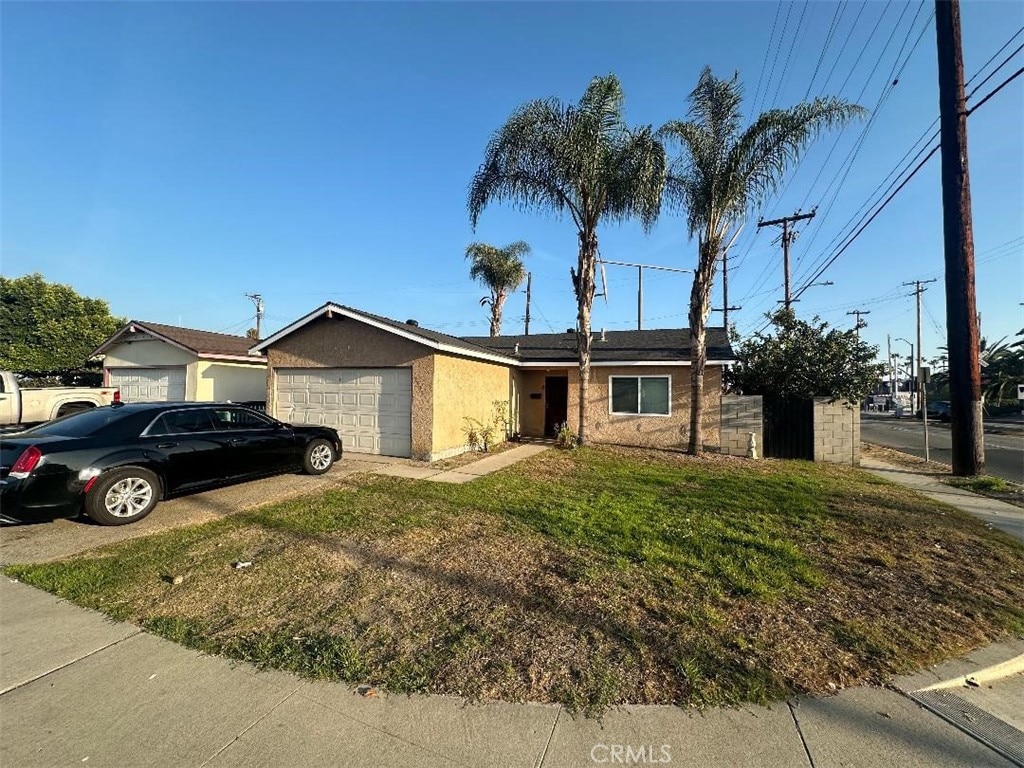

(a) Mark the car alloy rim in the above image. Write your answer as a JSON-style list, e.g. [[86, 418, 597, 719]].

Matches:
[[103, 477, 153, 517], [310, 444, 333, 470]]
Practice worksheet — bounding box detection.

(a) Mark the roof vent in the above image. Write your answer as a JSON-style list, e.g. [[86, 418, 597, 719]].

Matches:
[[601, 328, 607, 342], [514, 342, 520, 355], [406, 319, 419, 327]]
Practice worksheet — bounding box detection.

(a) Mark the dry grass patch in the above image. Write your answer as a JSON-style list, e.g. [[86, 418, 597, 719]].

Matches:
[[8, 446, 1024, 716]]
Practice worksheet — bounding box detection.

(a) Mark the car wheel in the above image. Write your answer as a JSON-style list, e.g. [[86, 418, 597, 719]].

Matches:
[[302, 439, 335, 475], [85, 467, 161, 526]]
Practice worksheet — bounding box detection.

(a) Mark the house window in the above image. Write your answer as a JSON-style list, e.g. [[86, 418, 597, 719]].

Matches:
[[609, 375, 671, 416]]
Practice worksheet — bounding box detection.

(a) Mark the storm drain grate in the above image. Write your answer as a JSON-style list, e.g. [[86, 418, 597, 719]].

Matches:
[[909, 688, 1024, 766]]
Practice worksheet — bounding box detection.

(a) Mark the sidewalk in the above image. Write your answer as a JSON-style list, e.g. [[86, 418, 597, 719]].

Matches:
[[860, 456, 1024, 542]]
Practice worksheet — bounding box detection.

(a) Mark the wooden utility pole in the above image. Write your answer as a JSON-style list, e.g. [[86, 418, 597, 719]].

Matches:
[[712, 244, 742, 330], [903, 279, 937, 456], [244, 293, 264, 340], [524, 272, 532, 335], [758, 210, 816, 311], [935, 0, 984, 475], [599, 259, 692, 331], [846, 309, 870, 337]]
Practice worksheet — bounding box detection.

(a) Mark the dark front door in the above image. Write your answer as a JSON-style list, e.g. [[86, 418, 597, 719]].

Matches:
[[544, 377, 569, 437]]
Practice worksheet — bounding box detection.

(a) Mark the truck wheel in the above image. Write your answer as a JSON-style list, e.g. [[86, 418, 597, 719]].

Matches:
[[85, 467, 161, 526], [56, 402, 94, 418]]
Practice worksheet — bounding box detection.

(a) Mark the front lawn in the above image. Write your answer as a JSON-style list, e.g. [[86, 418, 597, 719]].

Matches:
[[8, 446, 1024, 715]]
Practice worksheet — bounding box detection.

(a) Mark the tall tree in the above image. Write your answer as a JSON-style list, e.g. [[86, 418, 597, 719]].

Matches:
[[465, 240, 531, 336], [0, 273, 123, 374], [469, 74, 666, 442], [660, 67, 865, 453]]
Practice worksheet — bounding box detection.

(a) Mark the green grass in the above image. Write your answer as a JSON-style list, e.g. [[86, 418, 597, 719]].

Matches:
[[944, 475, 1013, 493], [8, 446, 1024, 716]]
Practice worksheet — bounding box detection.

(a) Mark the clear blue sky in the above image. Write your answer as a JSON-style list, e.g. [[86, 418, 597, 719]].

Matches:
[[3, 1, 1022, 366]]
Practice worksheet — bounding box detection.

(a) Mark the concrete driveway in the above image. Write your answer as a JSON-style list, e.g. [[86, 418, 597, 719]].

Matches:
[[0, 454, 396, 566]]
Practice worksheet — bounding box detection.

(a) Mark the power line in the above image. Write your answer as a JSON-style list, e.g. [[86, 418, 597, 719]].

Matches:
[[966, 65, 1024, 115], [804, 1, 847, 100], [965, 25, 1023, 86], [965, 41, 1024, 100], [751, 2, 784, 114]]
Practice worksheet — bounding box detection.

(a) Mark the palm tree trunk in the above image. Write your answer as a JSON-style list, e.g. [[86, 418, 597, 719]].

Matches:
[[576, 227, 598, 444], [687, 238, 719, 454], [490, 291, 504, 337]]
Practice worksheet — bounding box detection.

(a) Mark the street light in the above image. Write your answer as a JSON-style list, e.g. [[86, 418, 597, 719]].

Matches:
[[895, 337, 915, 413]]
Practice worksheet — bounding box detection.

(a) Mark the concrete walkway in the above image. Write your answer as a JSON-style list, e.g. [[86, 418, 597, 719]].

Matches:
[[369, 443, 551, 484], [860, 456, 1024, 542]]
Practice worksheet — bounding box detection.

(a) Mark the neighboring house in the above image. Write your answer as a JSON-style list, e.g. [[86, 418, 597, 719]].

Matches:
[[251, 303, 735, 460], [93, 321, 268, 403]]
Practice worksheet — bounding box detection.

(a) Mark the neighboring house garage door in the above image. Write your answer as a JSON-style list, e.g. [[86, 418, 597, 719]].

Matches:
[[276, 368, 413, 458], [108, 367, 187, 402]]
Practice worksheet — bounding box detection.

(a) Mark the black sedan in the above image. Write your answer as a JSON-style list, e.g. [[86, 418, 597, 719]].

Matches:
[[0, 402, 341, 526]]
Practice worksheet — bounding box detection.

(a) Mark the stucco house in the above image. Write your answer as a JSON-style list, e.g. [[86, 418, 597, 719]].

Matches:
[[250, 303, 734, 460], [93, 321, 267, 403]]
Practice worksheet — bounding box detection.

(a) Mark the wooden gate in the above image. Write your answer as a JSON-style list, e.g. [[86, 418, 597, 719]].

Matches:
[[762, 396, 814, 459]]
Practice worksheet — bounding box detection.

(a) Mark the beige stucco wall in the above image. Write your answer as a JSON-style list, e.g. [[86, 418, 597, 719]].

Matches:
[[431, 355, 515, 459], [102, 338, 195, 368], [556, 365, 723, 450], [195, 360, 268, 402], [263, 315, 435, 459]]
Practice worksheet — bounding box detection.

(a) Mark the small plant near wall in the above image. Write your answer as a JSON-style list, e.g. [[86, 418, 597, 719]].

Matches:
[[463, 417, 496, 452], [492, 399, 511, 441], [555, 422, 579, 450], [463, 418, 481, 451]]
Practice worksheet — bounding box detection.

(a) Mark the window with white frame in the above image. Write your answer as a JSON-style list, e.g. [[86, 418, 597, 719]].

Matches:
[[609, 375, 671, 416]]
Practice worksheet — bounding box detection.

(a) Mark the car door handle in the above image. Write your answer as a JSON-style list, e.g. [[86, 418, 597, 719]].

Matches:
[[156, 442, 178, 449], [230, 437, 247, 443]]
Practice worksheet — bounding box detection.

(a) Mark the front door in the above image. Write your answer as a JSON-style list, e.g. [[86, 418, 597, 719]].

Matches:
[[544, 377, 569, 437]]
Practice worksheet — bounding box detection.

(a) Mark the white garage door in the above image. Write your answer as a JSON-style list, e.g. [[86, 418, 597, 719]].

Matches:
[[108, 367, 187, 402], [276, 368, 412, 458]]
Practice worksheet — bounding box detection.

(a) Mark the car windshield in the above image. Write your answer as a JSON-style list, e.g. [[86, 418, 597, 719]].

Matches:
[[23, 408, 132, 437]]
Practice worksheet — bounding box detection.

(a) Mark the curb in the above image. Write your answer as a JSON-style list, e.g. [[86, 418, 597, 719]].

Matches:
[[920, 653, 1024, 691]]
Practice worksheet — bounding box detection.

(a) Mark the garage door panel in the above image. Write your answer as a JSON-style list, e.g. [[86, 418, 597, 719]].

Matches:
[[108, 367, 186, 402], [276, 367, 412, 458]]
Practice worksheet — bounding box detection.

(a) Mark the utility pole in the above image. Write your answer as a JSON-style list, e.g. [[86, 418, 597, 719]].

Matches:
[[758, 210, 816, 311], [524, 272, 532, 336], [244, 293, 264, 340], [599, 259, 692, 331], [846, 309, 871, 338], [936, 0, 983, 475], [904, 279, 937, 458], [712, 242, 742, 330], [887, 334, 895, 409]]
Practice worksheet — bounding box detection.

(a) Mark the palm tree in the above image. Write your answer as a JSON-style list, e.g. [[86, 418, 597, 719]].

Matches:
[[465, 240, 531, 336], [660, 67, 866, 454], [469, 74, 666, 443]]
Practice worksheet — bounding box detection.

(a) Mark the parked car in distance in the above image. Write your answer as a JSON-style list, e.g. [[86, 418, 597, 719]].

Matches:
[[0, 402, 341, 526], [0, 370, 119, 428], [916, 400, 952, 422]]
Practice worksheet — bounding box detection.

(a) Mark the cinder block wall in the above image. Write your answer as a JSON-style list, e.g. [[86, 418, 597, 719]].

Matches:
[[812, 398, 861, 466], [719, 395, 763, 457]]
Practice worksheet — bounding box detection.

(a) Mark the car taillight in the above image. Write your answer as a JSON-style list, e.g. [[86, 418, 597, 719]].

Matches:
[[113, 390, 121, 403], [10, 446, 43, 479]]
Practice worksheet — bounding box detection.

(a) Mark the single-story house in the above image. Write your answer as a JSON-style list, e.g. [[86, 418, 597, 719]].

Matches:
[[250, 303, 734, 461], [93, 321, 267, 403]]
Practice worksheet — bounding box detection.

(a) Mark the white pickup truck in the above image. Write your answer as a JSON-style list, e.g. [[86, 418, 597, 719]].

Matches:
[[0, 371, 119, 428]]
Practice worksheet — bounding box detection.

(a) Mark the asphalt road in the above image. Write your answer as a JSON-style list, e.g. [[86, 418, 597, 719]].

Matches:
[[861, 414, 1024, 484]]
